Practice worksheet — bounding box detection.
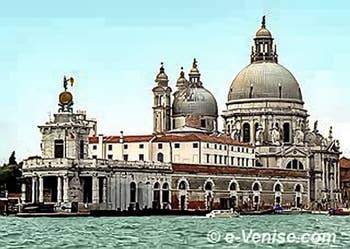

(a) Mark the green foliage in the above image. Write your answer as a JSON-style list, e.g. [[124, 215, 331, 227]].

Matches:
[[0, 152, 22, 193]]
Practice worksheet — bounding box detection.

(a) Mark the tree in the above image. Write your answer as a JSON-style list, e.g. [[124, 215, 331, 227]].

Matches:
[[0, 151, 22, 193]]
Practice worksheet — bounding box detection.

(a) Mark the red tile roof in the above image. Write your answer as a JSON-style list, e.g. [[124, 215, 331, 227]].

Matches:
[[89, 135, 153, 144], [340, 157, 350, 169], [89, 133, 251, 147], [172, 164, 307, 178], [153, 134, 252, 147]]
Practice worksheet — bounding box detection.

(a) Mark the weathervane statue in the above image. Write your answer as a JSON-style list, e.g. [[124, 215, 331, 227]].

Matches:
[[58, 76, 75, 113]]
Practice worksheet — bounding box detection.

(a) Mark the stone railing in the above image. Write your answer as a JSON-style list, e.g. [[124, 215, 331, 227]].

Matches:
[[23, 157, 172, 171]]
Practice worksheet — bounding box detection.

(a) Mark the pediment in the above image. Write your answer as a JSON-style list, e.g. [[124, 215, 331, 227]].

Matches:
[[277, 145, 308, 157]]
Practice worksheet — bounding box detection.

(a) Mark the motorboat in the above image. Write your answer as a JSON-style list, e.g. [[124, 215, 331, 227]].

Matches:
[[274, 207, 311, 215], [329, 208, 350, 216], [206, 209, 240, 218]]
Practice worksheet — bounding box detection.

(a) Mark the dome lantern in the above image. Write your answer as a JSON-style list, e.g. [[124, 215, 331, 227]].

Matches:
[[251, 16, 278, 63]]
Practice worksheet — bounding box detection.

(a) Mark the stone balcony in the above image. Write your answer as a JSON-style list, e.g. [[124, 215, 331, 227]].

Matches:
[[23, 157, 172, 172]]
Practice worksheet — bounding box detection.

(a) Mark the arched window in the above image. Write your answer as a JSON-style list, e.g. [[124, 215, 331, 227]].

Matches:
[[295, 184, 301, 192], [252, 182, 260, 191], [157, 152, 164, 162], [229, 182, 237, 191], [283, 123, 290, 143], [204, 182, 213, 191], [179, 181, 187, 190], [130, 182, 136, 203], [243, 123, 250, 143], [286, 160, 304, 170], [274, 184, 281, 192], [162, 183, 169, 203]]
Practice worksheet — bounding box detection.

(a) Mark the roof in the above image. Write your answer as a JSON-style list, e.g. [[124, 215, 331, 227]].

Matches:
[[89, 135, 153, 144], [340, 157, 350, 169], [173, 164, 307, 178], [89, 133, 251, 147], [153, 133, 252, 147]]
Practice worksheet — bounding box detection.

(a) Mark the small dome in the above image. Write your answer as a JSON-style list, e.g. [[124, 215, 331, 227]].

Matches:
[[155, 62, 168, 83], [256, 27, 272, 38], [173, 84, 218, 117], [228, 62, 303, 102]]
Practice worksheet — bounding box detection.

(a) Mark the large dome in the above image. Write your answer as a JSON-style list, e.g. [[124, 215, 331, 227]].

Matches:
[[173, 85, 218, 117], [228, 62, 303, 102]]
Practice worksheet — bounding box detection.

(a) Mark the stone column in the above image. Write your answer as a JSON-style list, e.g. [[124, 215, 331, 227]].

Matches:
[[110, 175, 116, 210], [116, 175, 121, 210], [63, 175, 69, 203], [21, 182, 26, 203], [102, 177, 107, 203], [92, 175, 99, 204], [39, 176, 44, 203], [120, 176, 126, 211], [57, 176, 62, 203], [147, 183, 153, 209], [32, 177, 36, 203]]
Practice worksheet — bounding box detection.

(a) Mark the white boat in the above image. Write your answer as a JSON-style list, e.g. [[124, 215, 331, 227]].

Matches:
[[311, 210, 329, 215], [275, 207, 312, 215], [206, 209, 240, 218]]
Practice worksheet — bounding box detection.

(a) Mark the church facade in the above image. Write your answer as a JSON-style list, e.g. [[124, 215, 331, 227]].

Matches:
[[22, 17, 341, 212]]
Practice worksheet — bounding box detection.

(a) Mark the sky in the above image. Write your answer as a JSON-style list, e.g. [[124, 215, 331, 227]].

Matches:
[[0, 0, 349, 163]]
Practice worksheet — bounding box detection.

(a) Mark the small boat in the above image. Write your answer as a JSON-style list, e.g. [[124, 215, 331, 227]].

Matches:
[[274, 207, 312, 215], [206, 209, 240, 218], [329, 208, 350, 216], [240, 209, 275, 215], [311, 210, 329, 215]]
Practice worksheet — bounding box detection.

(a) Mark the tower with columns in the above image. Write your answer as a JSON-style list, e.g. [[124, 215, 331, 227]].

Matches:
[[152, 63, 172, 134]]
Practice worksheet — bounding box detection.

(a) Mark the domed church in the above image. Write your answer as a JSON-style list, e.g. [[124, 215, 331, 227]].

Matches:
[[222, 16, 341, 205], [21, 16, 342, 213]]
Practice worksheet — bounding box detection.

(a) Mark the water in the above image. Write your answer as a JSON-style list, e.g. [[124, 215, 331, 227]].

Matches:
[[0, 215, 350, 248]]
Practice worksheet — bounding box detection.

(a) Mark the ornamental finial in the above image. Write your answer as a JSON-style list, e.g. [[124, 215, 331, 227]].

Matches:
[[192, 58, 198, 69], [262, 15, 266, 28]]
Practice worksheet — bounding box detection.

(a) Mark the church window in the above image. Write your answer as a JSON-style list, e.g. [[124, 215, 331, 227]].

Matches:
[[219, 145, 222, 150], [214, 144, 217, 149], [253, 182, 260, 191], [157, 152, 164, 162], [214, 155, 218, 164], [92, 155, 97, 159], [158, 143, 163, 149], [193, 143, 198, 148], [54, 139, 64, 158], [274, 183, 281, 192], [283, 123, 291, 143], [123, 154, 128, 161], [124, 144, 128, 149], [204, 182, 213, 191], [230, 182, 237, 191], [107, 155, 113, 160], [139, 144, 144, 149], [286, 159, 304, 170], [179, 181, 187, 190], [206, 154, 210, 163], [93, 145, 97, 150], [231, 157, 234, 165], [108, 144, 113, 151], [206, 143, 210, 148], [174, 143, 180, 148], [130, 182, 136, 203], [295, 184, 301, 192], [139, 154, 144, 161], [219, 155, 222, 164]]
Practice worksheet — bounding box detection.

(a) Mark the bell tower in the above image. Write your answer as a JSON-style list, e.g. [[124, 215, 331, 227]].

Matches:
[[152, 63, 172, 134]]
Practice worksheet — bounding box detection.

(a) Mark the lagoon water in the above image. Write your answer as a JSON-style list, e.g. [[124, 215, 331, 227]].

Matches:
[[1, 215, 350, 248]]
